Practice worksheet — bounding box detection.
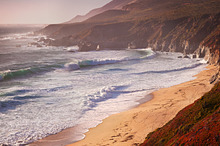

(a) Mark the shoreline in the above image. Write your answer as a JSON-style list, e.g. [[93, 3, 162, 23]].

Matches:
[[29, 94, 154, 146], [30, 65, 218, 146], [70, 65, 218, 146]]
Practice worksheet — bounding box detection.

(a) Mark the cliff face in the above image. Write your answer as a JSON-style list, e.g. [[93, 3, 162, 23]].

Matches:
[[145, 13, 220, 64], [202, 28, 220, 64], [39, 0, 220, 65], [141, 82, 220, 146]]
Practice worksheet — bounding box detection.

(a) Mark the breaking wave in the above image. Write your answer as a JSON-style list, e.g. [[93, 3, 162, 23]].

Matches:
[[0, 49, 155, 81], [65, 48, 155, 71], [0, 64, 62, 81]]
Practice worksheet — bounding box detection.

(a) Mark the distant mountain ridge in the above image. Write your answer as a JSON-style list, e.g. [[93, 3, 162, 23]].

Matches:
[[66, 0, 135, 23]]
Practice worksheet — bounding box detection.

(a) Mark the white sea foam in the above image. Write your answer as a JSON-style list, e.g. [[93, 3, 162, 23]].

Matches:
[[0, 48, 207, 145], [63, 48, 155, 71], [66, 46, 79, 52], [200, 58, 208, 64], [0, 34, 28, 41], [64, 62, 80, 71], [0, 32, 47, 41]]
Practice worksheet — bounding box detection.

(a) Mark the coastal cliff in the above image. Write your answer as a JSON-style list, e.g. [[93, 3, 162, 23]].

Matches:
[[38, 0, 220, 65], [38, 0, 220, 88]]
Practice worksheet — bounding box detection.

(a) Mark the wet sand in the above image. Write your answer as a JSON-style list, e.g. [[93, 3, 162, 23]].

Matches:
[[31, 65, 218, 146]]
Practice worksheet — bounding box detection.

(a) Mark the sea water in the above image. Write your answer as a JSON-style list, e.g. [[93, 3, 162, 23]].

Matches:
[[0, 25, 207, 145]]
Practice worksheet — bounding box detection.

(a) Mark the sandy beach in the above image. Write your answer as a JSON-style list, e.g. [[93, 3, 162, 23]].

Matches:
[[30, 65, 218, 146]]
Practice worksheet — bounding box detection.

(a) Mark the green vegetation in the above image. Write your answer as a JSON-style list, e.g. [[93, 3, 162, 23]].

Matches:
[[141, 82, 220, 146]]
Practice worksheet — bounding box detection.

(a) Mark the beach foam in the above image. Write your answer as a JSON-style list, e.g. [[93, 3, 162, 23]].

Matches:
[[64, 48, 155, 71], [0, 45, 207, 145], [65, 46, 79, 52]]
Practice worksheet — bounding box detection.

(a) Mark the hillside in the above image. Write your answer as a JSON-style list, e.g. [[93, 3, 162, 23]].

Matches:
[[38, 0, 220, 65], [66, 0, 135, 23], [141, 81, 220, 146], [38, 9, 130, 39]]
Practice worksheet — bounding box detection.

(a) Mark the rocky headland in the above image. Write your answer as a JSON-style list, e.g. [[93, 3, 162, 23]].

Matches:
[[37, 0, 220, 65]]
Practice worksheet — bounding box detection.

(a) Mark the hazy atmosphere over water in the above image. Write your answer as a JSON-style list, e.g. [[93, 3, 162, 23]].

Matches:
[[0, 0, 111, 24]]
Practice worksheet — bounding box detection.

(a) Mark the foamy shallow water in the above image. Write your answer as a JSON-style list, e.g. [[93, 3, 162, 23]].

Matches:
[[0, 30, 207, 145]]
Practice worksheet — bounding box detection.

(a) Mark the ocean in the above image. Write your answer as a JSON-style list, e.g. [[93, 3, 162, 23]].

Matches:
[[0, 25, 207, 145]]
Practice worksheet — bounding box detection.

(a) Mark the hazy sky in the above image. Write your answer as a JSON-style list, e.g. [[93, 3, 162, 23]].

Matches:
[[0, 0, 111, 24]]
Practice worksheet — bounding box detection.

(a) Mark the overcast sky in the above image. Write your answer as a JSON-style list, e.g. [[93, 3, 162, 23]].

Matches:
[[0, 0, 111, 24]]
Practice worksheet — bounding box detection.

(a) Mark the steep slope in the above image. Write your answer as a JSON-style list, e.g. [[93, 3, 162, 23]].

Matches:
[[85, 10, 129, 23], [66, 0, 135, 23], [202, 27, 220, 64], [38, 10, 129, 39], [39, 0, 220, 64], [141, 81, 220, 146]]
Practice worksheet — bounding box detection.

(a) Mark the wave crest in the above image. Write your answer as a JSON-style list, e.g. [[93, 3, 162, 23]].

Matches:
[[0, 64, 62, 81], [64, 48, 155, 71], [1, 49, 155, 81]]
